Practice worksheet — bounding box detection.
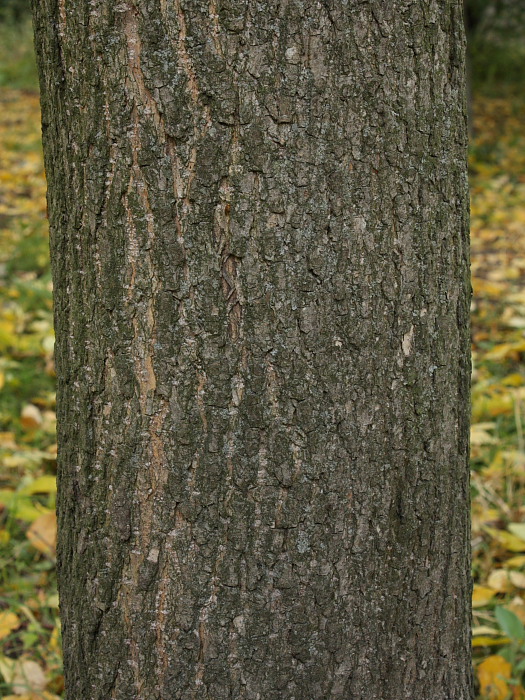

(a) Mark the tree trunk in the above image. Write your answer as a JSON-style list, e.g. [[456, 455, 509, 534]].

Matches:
[[32, 1, 472, 698]]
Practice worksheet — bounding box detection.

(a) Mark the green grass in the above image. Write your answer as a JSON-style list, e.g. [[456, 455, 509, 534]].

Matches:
[[0, 15, 38, 92]]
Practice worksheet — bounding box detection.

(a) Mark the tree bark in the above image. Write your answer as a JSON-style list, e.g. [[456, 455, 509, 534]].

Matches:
[[32, 1, 472, 698]]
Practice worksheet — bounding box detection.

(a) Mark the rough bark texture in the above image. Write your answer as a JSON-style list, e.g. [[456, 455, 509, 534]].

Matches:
[[32, 1, 472, 698]]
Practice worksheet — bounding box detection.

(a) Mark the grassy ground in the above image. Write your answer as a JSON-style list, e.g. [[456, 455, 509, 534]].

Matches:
[[0, 21, 61, 697], [469, 94, 525, 698], [1, 15, 525, 700], [0, 17, 38, 92]]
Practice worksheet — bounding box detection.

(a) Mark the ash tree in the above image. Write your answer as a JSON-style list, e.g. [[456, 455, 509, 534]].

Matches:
[[32, 0, 472, 698]]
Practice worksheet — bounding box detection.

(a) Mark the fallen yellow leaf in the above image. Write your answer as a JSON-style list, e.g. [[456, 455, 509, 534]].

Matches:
[[510, 571, 525, 589], [12, 659, 46, 695], [484, 343, 517, 361], [46, 593, 59, 609], [19, 475, 57, 496], [478, 655, 512, 700], [26, 511, 56, 557], [502, 373, 525, 387], [472, 506, 500, 530], [20, 404, 42, 430], [506, 555, 525, 568], [471, 423, 497, 446], [473, 636, 511, 648], [487, 569, 514, 593], [472, 278, 507, 298], [473, 393, 514, 420], [49, 624, 60, 652], [509, 523, 525, 542], [0, 653, 16, 683], [0, 611, 20, 640], [473, 584, 496, 608], [473, 626, 503, 636], [0, 432, 17, 448], [485, 527, 525, 553], [0, 319, 16, 348]]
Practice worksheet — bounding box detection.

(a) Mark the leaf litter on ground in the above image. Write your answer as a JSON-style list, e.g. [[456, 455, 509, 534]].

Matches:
[[0, 87, 61, 698], [471, 91, 525, 698]]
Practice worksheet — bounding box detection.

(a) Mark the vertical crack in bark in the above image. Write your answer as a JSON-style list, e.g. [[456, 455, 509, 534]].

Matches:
[[57, 0, 66, 37], [208, 0, 224, 58], [122, 0, 201, 312], [214, 123, 244, 342], [221, 253, 242, 341], [154, 509, 185, 684], [120, 10, 175, 692], [187, 369, 208, 495], [172, 0, 212, 212]]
